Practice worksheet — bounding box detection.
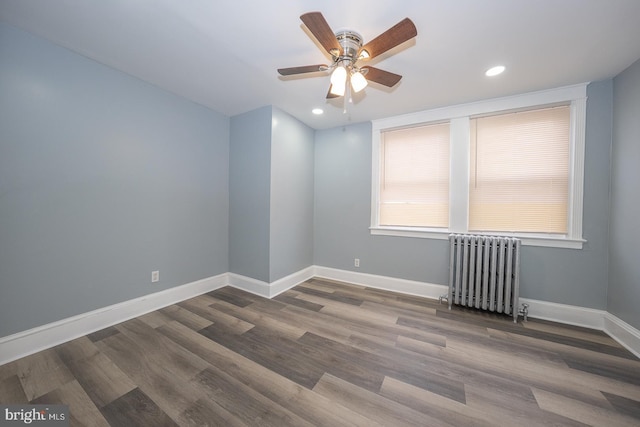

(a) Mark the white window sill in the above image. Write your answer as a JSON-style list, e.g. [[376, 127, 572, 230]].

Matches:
[[370, 227, 585, 249]]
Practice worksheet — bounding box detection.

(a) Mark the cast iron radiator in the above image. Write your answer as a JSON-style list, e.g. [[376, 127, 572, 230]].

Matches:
[[442, 234, 524, 323]]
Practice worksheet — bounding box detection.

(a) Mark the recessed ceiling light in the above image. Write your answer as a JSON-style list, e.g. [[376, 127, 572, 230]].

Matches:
[[485, 65, 505, 77], [312, 108, 324, 115]]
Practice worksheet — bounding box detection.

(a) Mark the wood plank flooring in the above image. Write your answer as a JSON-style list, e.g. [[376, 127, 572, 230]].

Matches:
[[1, 278, 639, 426]]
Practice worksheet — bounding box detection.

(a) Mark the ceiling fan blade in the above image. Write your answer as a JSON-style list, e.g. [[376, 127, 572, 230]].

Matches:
[[278, 64, 327, 76], [360, 18, 417, 59], [362, 66, 402, 87], [300, 12, 341, 55]]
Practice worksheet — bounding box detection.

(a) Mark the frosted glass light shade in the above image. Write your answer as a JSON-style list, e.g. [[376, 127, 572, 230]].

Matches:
[[351, 71, 368, 92], [330, 66, 347, 86], [330, 66, 347, 96]]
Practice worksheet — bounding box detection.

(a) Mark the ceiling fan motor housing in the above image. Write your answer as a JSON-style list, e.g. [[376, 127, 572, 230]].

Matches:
[[334, 30, 364, 65]]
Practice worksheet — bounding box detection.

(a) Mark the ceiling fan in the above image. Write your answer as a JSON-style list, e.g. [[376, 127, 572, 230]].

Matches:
[[277, 12, 417, 99]]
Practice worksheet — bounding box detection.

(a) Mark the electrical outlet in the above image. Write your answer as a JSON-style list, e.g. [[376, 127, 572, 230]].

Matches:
[[151, 270, 160, 283], [354, 258, 360, 267]]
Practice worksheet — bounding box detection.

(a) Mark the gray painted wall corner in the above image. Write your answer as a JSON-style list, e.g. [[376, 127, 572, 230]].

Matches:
[[228, 106, 273, 282], [269, 107, 315, 282], [609, 58, 640, 330]]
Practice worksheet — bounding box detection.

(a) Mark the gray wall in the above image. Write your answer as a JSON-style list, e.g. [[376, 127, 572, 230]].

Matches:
[[609, 58, 640, 330], [520, 80, 612, 307], [269, 107, 314, 281], [228, 106, 272, 282], [314, 82, 613, 309], [314, 122, 450, 285], [0, 23, 230, 337]]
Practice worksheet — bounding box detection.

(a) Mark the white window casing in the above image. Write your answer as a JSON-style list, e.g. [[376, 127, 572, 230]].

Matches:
[[370, 83, 588, 249]]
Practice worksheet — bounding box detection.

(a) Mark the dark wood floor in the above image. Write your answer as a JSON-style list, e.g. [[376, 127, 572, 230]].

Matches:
[[1, 278, 639, 426]]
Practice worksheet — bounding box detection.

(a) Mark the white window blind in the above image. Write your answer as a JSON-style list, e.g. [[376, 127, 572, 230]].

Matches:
[[379, 123, 450, 227], [469, 106, 570, 233]]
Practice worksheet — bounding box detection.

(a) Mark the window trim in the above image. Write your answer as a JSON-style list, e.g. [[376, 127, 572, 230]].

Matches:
[[370, 83, 588, 249]]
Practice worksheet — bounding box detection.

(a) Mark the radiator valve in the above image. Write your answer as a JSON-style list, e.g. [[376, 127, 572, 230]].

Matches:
[[519, 303, 530, 322]]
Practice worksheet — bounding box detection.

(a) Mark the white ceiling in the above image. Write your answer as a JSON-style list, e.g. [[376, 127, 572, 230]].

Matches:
[[2, 0, 640, 130]]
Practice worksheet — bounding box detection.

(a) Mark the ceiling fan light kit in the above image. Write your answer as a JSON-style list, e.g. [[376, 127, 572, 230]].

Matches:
[[277, 11, 417, 105], [350, 70, 368, 92], [330, 65, 347, 93]]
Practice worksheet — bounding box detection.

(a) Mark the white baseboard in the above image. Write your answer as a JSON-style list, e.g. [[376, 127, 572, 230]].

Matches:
[[227, 273, 271, 298], [227, 266, 316, 298], [0, 274, 228, 366], [269, 266, 316, 297], [604, 314, 640, 359], [227, 266, 446, 302], [519, 298, 607, 330], [3, 266, 639, 365], [313, 266, 448, 300]]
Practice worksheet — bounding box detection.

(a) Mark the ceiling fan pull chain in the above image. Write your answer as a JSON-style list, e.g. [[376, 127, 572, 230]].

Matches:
[[344, 78, 351, 114]]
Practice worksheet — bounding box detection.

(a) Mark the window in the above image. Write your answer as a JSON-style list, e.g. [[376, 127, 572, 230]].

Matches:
[[469, 106, 570, 234], [371, 84, 587, 249], [380, 123, 450, 228]]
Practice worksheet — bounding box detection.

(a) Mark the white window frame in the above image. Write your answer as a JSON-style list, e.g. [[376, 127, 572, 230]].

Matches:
[[370, 83, 588, 249]]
